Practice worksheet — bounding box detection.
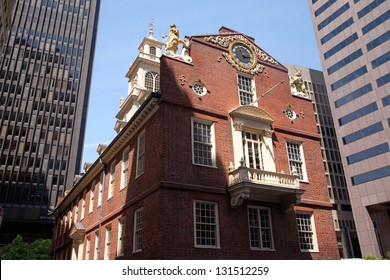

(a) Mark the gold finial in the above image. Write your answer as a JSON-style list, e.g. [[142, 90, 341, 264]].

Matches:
[[149, 18, 154, 38]]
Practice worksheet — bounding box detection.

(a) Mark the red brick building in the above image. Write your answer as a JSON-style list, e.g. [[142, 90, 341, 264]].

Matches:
[[51, 27, 339, 260]]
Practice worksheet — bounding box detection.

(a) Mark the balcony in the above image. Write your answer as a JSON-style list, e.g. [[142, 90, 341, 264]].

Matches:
[[228, 162, 304, 212]]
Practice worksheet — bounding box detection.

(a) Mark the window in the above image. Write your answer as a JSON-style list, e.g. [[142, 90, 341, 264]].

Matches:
[[377, 73, 390, 87], [327, 49, 363, 75], [144, 72, 160, 92], [85, 236, 90, 260], [334, 84, 372, 108], [358, 0, 386, 19], [89, 183, 95, 214], [352, 165, 390, 185], [248, 207, 274, 250], [238, 75, 254, 105], [97, 176, 103, 207], [296, 212, 318, 251], [347, 143, 389, 165], [338, 102, 378, 126], [342, 122, 384, 144], [194, 200, 220, 248], [317, 3, 350, 31], [362, 11, 390, 35], [371, 51, 390, 69], [133, 208, 143, 252], [320, 18, 354, 45], [314, 0, 336, 17], [366, 31, 390, 51], [117, 217, 126, 257], [108, 162, 115, 199], [104, 225, 112, 260], [121, 148, 129, 190], [80, 191, 86, 220], [192, 118, 215, 167], [286, 141, 307, 181], [94, 232, 99, 260], [136, 131, 145, 177], [330, 66, 367, 91], [150, 46, 156, 56], [242, 131, 264, 169]]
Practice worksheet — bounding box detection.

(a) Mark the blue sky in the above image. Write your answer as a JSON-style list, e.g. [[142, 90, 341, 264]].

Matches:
[[82, 0, 321, 165]]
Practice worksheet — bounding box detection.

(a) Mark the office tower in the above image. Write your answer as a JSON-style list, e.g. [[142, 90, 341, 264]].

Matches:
[[0, 0, 100, 245], [308, 0, 390, 257], [286, 64, 361, 258], [51, 26, 339, 260], [0, 0, 15, 47]]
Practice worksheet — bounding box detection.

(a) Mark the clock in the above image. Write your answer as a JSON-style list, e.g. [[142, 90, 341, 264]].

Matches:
[[230, 41, 256, 69]]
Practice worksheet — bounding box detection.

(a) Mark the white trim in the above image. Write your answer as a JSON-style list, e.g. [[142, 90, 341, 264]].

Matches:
[[296, 211, 319, 252], [191, 117, 216, 168], [193, 200, 220, 249], [247, 205, 275, 251], [136, 130, 146, 178], [117, 216, 126, 257], [133, 207, 143, 253], [120, 148, 129, 190], [286, 139, 308, 182]]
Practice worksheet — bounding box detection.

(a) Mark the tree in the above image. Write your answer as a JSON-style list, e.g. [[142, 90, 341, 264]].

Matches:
[[0, 234, 51, 260]]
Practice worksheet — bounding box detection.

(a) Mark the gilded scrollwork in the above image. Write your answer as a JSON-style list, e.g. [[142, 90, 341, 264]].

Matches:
[[205, 35, 279, 66], [222, 52, 265, 75]]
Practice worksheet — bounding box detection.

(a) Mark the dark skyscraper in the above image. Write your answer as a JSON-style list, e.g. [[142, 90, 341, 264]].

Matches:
[[0, 0, 100, 244]]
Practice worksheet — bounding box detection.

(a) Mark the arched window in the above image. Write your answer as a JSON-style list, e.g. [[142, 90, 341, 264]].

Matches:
[[150, 46, 156, 56], [144, 72, 160, 92], [145, 72, 154, 91]]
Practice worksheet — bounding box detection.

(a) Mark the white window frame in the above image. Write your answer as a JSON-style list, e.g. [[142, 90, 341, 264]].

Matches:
[[237, 74, 256, 105], [136, 131, 145, 178], [296, 211, 318, 252], [94, 232, 99, 260], [121, 148, 129, 190], [117, 216, 126, 257], [242, 130, 265, 170], [108, 162, 115, 199], [286, 140, 308, 181], [85, 236, 90, 260], [104, 225, 112, 260], [191, 117, 216, 167], [88, 182, 95, 214], [97, 175, 103, 207], [247, 206, 274, 250], [193, 200, 220, 249], [144, 71, 160, 92], [133, 208, 143, 253], [80, 190, 86, 220]]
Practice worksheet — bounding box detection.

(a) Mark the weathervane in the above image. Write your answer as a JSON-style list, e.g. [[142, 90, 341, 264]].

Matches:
[[149, 18, 154, 38]]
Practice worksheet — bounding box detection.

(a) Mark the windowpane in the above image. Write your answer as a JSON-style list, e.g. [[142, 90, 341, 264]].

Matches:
[[248, 207, 273, 249], [296, 213, 316, 251], [194, 201, 219, 247], [192, 120, 214, 166], [287, 142, 305, 180], [134, 209, 143, 252], [238, 75, 254, 105]]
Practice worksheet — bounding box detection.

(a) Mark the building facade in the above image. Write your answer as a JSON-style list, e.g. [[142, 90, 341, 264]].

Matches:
[[51, 27, 339, 260], [286, 64, 361, 258], [0, 0, 100, 245], [308, 0, 390, 257]]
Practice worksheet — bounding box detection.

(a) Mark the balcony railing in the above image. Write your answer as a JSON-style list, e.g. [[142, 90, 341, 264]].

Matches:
[[228, 162, 304, 212]]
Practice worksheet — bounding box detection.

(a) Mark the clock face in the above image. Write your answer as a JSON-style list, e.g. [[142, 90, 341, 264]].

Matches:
[[231, 42, 256, 69]]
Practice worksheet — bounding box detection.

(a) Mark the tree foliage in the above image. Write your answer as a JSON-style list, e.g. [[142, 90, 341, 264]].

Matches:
[[1, 234, 51, 260]]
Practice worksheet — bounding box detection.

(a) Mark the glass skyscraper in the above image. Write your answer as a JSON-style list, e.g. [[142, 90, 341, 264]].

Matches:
[[0, 0, 100, 244], [308, 0, 390, 257]]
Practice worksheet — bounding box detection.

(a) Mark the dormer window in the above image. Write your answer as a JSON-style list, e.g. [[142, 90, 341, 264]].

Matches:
[[145, 71, 160, 92]]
